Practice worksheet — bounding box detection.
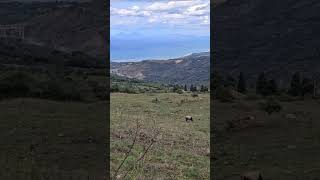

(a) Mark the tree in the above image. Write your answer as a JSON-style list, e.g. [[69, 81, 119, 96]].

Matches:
[[111, 83, 120, 92], [212, 72, 224, 90], [302, 78, 313, 97], [225, 75, 236, 88], [237, 72, 246, 94], [190, 84, 197, 92], [256, 72, 268, 96], [172, 84, 181, 92], [267, 79, 278, 95], [192, 86, 198, 92], [288, 72, 302, 96], [200, 85, 208, 92]]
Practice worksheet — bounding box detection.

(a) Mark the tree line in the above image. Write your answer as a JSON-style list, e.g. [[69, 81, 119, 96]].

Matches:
[[214, 71, 318, 98]]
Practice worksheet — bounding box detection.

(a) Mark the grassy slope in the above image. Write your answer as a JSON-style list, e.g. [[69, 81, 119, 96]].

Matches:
[[0, 98, 107, 178], [111, 93, 210, 179], [214, 98, 320, 180]]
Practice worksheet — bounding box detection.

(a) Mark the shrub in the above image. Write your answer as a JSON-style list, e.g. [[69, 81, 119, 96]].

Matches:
[[91, 82, 108, 100], [215, 87, 234, 102], [176, 89, 184, 94], [245, 94, 261, 101], [191, 92, 199, 97], [40, 79, 82, 101], [0, 71, 37, 98], [260, 97, 282, 115]]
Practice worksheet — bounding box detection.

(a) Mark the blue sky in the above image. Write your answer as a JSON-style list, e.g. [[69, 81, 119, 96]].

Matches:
[[111, 0, 210, 62]]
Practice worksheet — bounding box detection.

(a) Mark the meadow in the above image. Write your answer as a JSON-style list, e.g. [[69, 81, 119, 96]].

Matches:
[[213, 96, 320, 180], [111, 92, 210, 179], [0, 98, 107, 179]]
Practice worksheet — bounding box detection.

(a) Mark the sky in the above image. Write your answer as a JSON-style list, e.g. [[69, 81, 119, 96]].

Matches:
[[111, 0, 210, 62]]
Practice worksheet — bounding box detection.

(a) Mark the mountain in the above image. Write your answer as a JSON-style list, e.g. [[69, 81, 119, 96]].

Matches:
[[25, 0, 107, 59], [0, 0, 107, 59], [0, 39, 106, 69], [213, 0, 320, 85], [111, 52, 210, 85]]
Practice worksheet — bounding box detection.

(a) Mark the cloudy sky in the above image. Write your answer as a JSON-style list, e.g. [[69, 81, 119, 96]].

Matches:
[[111, 0, 210, 62]]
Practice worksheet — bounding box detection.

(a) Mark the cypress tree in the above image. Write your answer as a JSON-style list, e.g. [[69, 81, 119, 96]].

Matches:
[[237, 72, 246, 93], [267, 79, 278, 95], [289, 72, 302, 96], [256, 72, 268, 96], [302, 78, 313, 97]]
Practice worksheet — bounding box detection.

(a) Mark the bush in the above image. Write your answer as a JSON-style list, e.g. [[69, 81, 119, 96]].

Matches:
[[176, 89, 184, 94], [191, 92, 199, 97], [245, 94, 261, 101], [40, 79, 82, 101], [215, 87, 234, 102], [0, 71, 37, 98], [260, 97, 282, 115], [90, 82, 108, 100]]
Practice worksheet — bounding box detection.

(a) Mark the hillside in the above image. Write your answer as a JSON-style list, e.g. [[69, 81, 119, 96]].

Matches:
[[213, 0, 320, 85], [0, 0, 107, 59], [111, 52, 210, 86]]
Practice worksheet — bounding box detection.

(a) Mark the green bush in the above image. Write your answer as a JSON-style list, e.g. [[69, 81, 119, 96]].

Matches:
[[40, 79, 82, 101], [176, 89, 184, 94], [215, 87, 234, 102], [0, 71, 37, 98], [260, 97, 282, 115], [191, 92, 198, 97]]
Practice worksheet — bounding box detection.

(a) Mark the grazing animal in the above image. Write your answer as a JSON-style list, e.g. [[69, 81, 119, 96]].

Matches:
[[185, 116, 193, 122], [240, 171, 263, 180]]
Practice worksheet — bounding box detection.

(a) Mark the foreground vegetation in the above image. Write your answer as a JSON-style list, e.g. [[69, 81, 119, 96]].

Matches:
[[213, 71, 320, 179], [0, 40, 108, 179], [0, 98, 107, 179], [213, 95, 320, 179], [111, 92, 210, 179]]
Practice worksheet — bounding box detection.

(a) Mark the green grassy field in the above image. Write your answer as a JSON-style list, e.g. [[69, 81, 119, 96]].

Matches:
[[0, 98, 107, 179], [213, 97, 320, 180], [111, 92, 210, 179]]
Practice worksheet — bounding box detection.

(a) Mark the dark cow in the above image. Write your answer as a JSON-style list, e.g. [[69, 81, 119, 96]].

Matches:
[[185, 116, 193, 122]]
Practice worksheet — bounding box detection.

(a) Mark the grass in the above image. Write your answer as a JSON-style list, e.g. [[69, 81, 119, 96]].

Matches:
[[213, 96, 320, 179], [111, 92, 210, 179], [0, 98, 107, 178]]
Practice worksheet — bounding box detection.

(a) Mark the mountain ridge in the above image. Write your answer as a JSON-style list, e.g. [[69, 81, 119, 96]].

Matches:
[[111, 52, 210, 86]]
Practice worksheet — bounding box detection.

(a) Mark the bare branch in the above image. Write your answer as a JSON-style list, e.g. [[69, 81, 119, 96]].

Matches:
[[112, 119, 140, 179], [122, 129, 160, 179]]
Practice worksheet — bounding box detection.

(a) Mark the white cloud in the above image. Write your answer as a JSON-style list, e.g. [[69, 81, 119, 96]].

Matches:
[[145, 1, 197, 12], [185, 2, 210, 16], [111, 0, 210, 26]]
